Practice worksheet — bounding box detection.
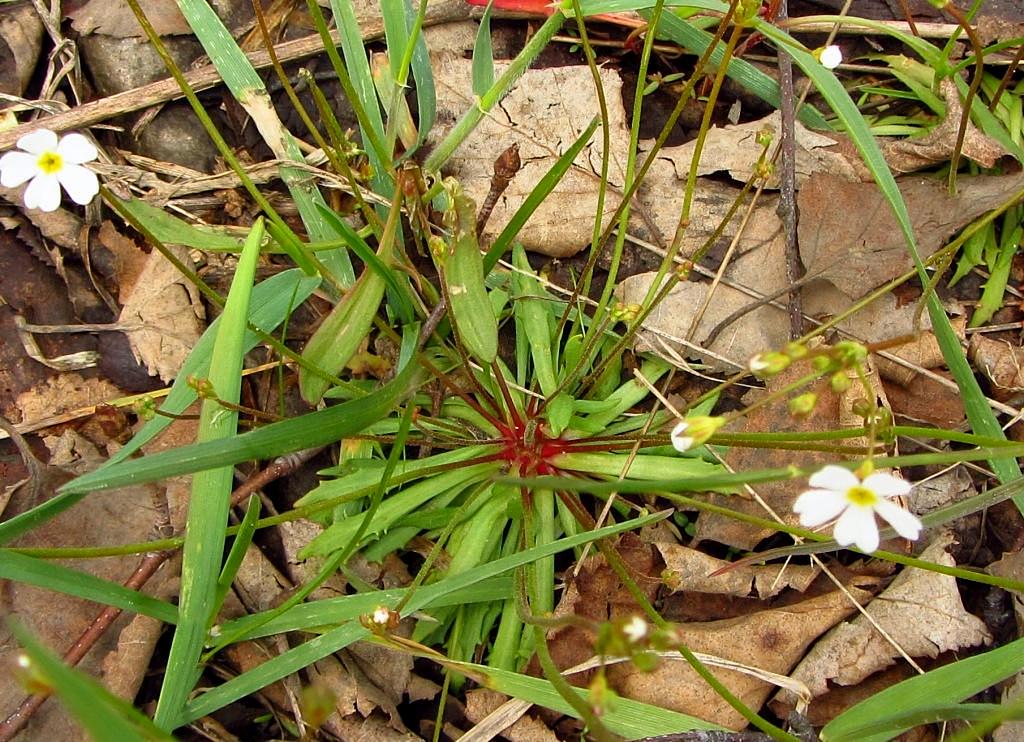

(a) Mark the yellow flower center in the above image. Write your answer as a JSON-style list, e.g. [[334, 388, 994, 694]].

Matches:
[[36, 151, 63, 175], [846, 485, 878, 507]]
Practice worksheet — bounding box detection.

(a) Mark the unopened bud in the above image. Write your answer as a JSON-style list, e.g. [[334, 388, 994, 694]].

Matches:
[[831, 341, 868, 368], [788, 392, 818, 418], [188, 376, 216, 399], [749, 351, 790, 377], [830, 371, 853, 393], [671, 415, 724, 452]]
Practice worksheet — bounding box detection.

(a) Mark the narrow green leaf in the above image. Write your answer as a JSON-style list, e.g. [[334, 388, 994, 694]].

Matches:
[[472, 1, 496, 96], [299, 269, 387, 404], [314, 203, 415, 323], [10, 623, 175, 742], [0, 551, 177, 623], [154, 219, 264, 728], [822, 636, 1024, 742], [60, 361, 425, 496], [446, 232, 499, 363], [444, 660, 722, 737], [212, 496, 261, 621]]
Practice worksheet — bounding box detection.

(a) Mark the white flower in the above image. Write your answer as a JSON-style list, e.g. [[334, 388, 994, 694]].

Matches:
[[819, 45, 843, 70], [793, 465, 922, 553], [372, 606, 391, 626], [622, 616, 648, 643], [0, 129, 99, 212]]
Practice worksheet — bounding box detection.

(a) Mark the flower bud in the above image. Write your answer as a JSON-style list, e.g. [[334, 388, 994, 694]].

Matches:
[[788, 392, 818, 419], [830, 371, 853, 393], [671, 415, 724, 452], [749, 351, 790, 377]]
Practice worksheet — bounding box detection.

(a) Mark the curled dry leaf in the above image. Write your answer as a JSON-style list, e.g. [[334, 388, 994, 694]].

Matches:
[[969, 334, 1024, 405], [647, 111, 859, 189], [0, 2, 43, 97], [774, 531, 991, 711], [879, 76, 1009, 173], [656, 543, 819, 600], [112, 240, 204, 383]]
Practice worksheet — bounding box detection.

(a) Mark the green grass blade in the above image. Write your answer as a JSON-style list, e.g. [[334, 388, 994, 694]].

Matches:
[[484, 116, 599, 272], [298, 268, 387, 404], [175, 0, 338, 277], [314, 203, 416, 322], [445, 660, 722, 737], [59, 361, 425, 496], [212, 495, 261, 621], [822, 636, 1024, 742], [0, 551, 177, 623], [644, 9, 829, 130], [10, 622, 175, 742], [220, 577, 512, 640], [329, 0, 391, 183], [472, 1, 496, 96], [153, 219, 264, 729], [175, 512, 667, 726]]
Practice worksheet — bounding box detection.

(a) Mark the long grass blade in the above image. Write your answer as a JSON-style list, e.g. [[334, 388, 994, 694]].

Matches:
[[153, 219, 264, 728]]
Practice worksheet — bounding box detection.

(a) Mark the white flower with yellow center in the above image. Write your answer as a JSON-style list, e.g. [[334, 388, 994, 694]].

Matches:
[[793, 465, 922, 553], [0, 129, 99, 212]]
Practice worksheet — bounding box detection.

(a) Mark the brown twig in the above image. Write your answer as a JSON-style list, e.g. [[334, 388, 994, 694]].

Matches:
[[774, 0, 803, 339]]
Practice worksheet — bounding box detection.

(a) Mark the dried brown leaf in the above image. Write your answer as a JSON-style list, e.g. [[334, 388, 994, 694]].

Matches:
[[776, 531, 991, 707], [656, 543, 819, 599], [66, 0, 192, 37], [429, 57, 629, 258], [970, 334, 1024, 405], [650, 111, 859, 188], [880, 78, 1009, 173], [0, 3, 43, 96], [115, 243, 204, 382], [608, 586, 870, 730], [799, 172, 1024, 299]]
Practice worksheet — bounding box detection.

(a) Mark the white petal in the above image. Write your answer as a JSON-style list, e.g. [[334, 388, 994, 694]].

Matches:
[[671, 421, 693, 452], [57, 133, 98, 164], [23, 174, 61, 212], [793, 489, 848, 527], [820, 45, 843, 70], [807, 465, 859, 492], [874, 499, 922, 541], [834, 506, 879, 552], [862, 471, 911, 498], [0, 151, 39, 187], [57, 164, 99, 205], [16, 128, 58, 155]]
